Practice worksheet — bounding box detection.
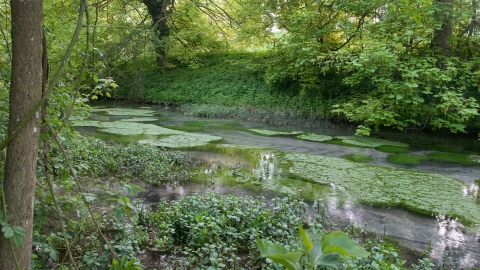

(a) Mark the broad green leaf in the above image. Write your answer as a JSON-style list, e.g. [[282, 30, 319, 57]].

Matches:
[[12, 234, 24, 246], [322, 231, 369, 258], [298, 224, 313, 254], [317, 252, 343, 268], [2, 225, 14, 238], [12, 225, 25, 236], [309, 244, 324, 266], [257, 238, 302, 270]]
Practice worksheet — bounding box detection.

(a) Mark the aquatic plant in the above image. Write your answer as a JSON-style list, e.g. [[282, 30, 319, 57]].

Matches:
[[427, 152, 480, 166], [387, 154, 428, 165], [342, 154, 373, 163], [92, 107, 156, 116], [336, 136, 409, 148], [375, 145, 411, 153], [138, 133, 222, 148], [283, 152, 480, 225], [248, 129, 303, 136], [296, 133, 333, 142], [120, 117, 159, 122], [71, 119, 102, 127]]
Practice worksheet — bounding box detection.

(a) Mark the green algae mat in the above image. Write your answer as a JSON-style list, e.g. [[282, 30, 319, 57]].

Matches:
[[208, 145, 480, 227]]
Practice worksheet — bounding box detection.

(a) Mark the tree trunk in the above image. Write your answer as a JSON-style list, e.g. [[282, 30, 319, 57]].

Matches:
[[0, 0, 43, 268], [432, 0, 454, 56], [142, 0, 170, 67]]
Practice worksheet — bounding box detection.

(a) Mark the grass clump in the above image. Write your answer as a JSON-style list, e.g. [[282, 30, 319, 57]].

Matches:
[[342, 154, 374, 163], [376, 145, 411, 153], [427, 152, 480, 166], [387, 154, 427, 165]]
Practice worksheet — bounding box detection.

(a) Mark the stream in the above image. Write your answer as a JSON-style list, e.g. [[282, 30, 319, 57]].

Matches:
[[75, 104, 480, 268]]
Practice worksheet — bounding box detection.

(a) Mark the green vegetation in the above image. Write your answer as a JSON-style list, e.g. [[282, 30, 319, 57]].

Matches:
[[248, 129, 303, 136], [342, 154, 374, 163], [283, 152, 480, 225], [427, 152, 480, 166], [336, 136, 409, 148], [166, 120, 240, 132], [257, 224, 369, 269], [2, 0, 480, 268], [297, 133, 333, 142], [376, 145, 411, 153], [387, 152, 480, 166], [72, 115, 223, 148], [387, 154, 429, 165]]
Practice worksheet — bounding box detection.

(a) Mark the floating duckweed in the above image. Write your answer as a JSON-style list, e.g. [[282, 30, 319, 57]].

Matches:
[[248, 129, 303, 136], [92, 107, 156, 116], [296, 133, 333, 142], [337, 136, 409, 148], [387, 154, 428, 165], [342, 154, 373, 163], [139, 133, 222, 148], [284, 152, 480, 225], [427, 152, 480, 166], [376, 145, 411, 153]]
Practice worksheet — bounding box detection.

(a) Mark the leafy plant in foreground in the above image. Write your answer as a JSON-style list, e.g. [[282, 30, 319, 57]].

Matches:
[[257, 223, 369, 269]]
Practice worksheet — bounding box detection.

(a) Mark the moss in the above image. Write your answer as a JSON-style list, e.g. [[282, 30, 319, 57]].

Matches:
[[427, 152, 480, 166], [342, 154, 373, 163], [376, 145, 411, 153], [296, 133, 333, 142]]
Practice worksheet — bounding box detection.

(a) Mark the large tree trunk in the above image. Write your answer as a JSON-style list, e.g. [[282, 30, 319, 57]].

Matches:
[[432, 0, 454, 56], [0, 0, 43, 268], [142, 0, 170, 67]]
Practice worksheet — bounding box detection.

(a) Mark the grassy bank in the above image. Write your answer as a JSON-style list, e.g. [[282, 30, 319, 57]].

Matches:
[[114, 52, 354, 119]]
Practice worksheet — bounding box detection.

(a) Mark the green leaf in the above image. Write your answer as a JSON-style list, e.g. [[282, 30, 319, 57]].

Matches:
[[298, 224, 313, 254], [2, 225, 14, 238], [82, 193, 98, 203], [317, 252, 343, 268], [12, 234, 24, 246], [257, 238, 302, 270], [12, 225, 25, 236], [322, 231, 369, 258]]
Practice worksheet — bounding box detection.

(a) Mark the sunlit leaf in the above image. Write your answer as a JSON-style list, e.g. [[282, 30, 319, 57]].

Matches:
[[322, 231, 369, 258]]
